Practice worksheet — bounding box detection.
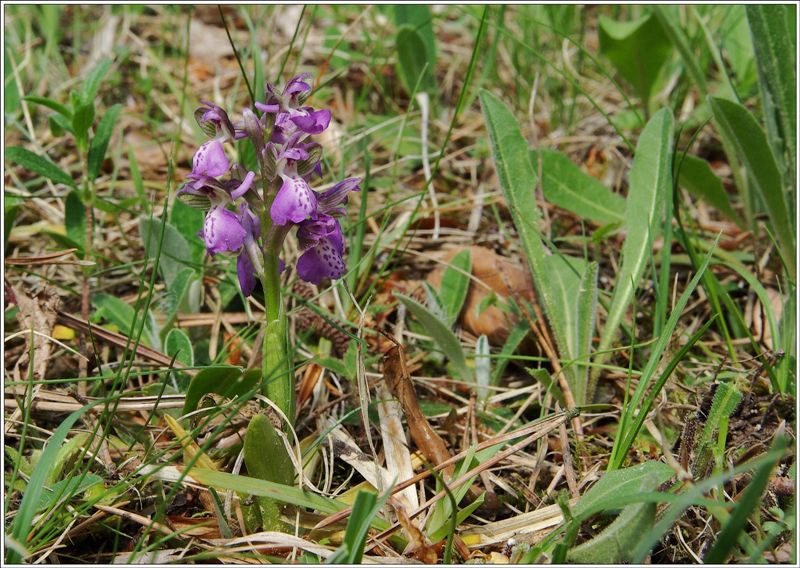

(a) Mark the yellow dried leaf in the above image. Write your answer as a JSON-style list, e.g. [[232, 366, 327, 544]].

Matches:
[[52, 324, 76, 341]]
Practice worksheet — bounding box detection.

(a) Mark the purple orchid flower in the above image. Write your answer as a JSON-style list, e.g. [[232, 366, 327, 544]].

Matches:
[[195, 100, 236, 140], [293, 177, 360, 285], [296, 215, 346, 285], [255, 73, 331, 142], [187, 139, 230, 185]]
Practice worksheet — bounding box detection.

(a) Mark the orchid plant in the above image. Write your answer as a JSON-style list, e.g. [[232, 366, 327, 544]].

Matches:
[[178, 74, 359, 427]]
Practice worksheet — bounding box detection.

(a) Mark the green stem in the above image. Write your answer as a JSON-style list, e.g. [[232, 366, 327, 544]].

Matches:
[[261, 230, 294, 426]]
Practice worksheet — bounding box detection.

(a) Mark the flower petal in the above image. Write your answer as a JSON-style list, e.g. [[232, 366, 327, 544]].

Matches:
[[296, 237, 346, 285], [237, 251, 257, 296], [203, 206, 246, 255], [317, 177, 361, 215], [270, 175, 317, 225], [290, 109, 331, 134], [192, 139, 229, 178], [230, 171, 256, 199]]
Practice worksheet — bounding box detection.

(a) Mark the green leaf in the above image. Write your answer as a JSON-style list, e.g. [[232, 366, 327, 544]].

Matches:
[[165, 328, 193, 368], [593, 108, 673, 399], [87, 103, 122, 180], [532, 149, 625, 225], [438, 249, 472, 328], [183, 366, 259, 415], [393, 4, 436, 65], [139, 217, 193, 289], [709, 96, 795, 275], [22, 95, 71, 118], [746, 5, 796, 180], [244, 413, 295, 531], [676, 155, 744, 227], [395, 293, 471, 383], [80, 57, 112, 103], [91, 292, 154, 347], [574, 460, 675, 518], [395, 24, 436, 96], [65, 190, 86, 254], [598, 14, 672, 106], [479, 90, 571, 394], [37, 473, 103, 512], [5, 147, 76, 188], [540, 254, 589, 405], [71, 101, 95, 148], [565, 461, 674, 564], [188, 467, 351, 517], [170, 199, 206, 265], [327, 488, 393, 564], [575, 260, 599, 399], [7, 404, 95, 564]]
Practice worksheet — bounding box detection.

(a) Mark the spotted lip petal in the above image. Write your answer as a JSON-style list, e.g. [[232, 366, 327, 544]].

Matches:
[[202, 206, 246, 255], [191, 139, 229, 178], [296, 237, 346, 285], [270, 174, 317, 225]]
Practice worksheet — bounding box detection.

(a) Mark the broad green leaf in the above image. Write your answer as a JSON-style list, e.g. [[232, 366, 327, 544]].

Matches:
[[395, 24, 436, 96], [479, 90, 569, 393], [91, 292, 155, 347], [165, 328, 193, 368], [5, 147, 76, 188], [183, 366, 259, 415], [709, 96, 795, 275], [170, 199, 206, 265], [88, 103, 122, 179], [438, 249, 472, 328], [598, 14, 672, 106], [677, 155, 744, 226], [747, 5, 796, 180], [64, 190, 86, 254], [540, 254, 588, 404], [139, 217, 193, 289], [22, 95, 71, 118], [395, 293, 471, 383], [593, 108, 673, 400], [244, 413, 294, 530], [7, 404, 95, 564], [37, 474, 103, 512], [563, 461, 673, 564], [573, 460, 674, 518], [532, 149, 625, 225], [162, 268, 198, 326], [393, 5, 436, 65], [189, 467, 348, 516]]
